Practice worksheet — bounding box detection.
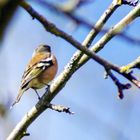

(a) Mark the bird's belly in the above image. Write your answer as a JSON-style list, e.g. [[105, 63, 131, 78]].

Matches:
[[29, 78, 45, 89]]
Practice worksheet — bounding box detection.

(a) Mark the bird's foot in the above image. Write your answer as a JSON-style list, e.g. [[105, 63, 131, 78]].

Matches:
[[45, 84, 50, 92]]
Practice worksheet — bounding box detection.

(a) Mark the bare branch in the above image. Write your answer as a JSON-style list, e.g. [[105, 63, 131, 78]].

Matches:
[[78, 3, 140, 66], [121, 56, 140, 73], [19, 1, 123, 80], [7, 1, 140, 140], [121, 0, 139, 6], [20, 1, 140, 70], [106, 69, 131, 99], [36, 0, 140, 45], [48, 103, 74, 114]]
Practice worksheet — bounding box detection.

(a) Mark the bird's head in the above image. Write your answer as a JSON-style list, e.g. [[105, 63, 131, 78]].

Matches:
[[36, 44, 51, 53]]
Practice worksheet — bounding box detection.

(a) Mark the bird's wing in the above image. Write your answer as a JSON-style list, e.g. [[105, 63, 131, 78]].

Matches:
[[21, 55, 54, 89], [21, 53, 49, 81]]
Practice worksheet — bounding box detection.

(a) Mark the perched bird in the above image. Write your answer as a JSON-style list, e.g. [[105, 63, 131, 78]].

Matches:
[[11, 44, 58, 107]]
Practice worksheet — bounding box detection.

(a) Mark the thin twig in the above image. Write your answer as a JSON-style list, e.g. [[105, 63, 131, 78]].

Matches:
[[19, 1, 125, 81], [106, 69, 131, 99], [36, 0, 140, 45], [121, 56, 140, 73], [78, 3, 140, 68], [19, 1, 140, 87], [48, 103, 74, 114], [7, 2, 140, 140]]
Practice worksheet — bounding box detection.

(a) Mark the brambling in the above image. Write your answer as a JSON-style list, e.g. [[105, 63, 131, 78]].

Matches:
[[12, 44, 58, 107]]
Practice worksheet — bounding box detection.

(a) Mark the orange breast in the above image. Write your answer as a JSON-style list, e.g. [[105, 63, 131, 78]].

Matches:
[[29, 54, 58, 89], [38, 55, 58, 85]]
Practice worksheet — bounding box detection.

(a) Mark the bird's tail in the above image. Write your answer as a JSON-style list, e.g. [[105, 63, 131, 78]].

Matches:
[[10, 89, 25, 108]]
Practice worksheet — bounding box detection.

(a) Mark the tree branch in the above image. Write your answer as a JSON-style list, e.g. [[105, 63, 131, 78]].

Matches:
[[78, 3, 140, 65], [7, 1, 140, 139], [48, 103, 74, 114], [121, 56, 140, 73], [105, 69, 131, 99], [19, 1, 140, 83], [19, 1, 126, 82], [36, 0, 140, 45]]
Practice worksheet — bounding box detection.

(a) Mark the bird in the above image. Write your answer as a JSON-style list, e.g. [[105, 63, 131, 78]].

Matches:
[[11, 44, 58, 107]]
